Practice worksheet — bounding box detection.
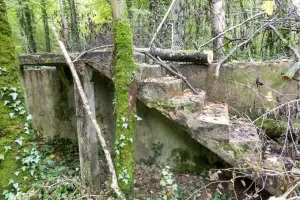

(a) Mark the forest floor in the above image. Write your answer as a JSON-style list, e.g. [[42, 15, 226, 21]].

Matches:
[[32, 137, 272, 200]]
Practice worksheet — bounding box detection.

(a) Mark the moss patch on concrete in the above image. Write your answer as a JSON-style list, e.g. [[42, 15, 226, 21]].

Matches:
[[255, 118, 286, 139], [170, 148, 224, 173], [113, 21, 136, 196]]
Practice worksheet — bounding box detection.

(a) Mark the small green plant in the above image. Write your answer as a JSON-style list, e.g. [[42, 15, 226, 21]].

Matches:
[[140, 141, 164, 165], [159, 166, 183, 200]]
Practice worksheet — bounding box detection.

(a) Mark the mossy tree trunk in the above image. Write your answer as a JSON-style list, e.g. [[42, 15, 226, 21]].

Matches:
[[24, 4, 37, 53], [41, 0, 51, 52], [0, 0, 28, 194], [110, 0, 137, 196], [69, 0, 81, 51], [17, 0, 37, 53]]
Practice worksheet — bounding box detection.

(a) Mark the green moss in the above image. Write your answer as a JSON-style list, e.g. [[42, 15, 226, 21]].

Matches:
[[113, 21, 136, 196], [255, 118, 286, 138], [0, 0, 31, 195]]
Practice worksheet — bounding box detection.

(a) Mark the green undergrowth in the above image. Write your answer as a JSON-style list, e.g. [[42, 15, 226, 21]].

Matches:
[[113, 20, 137, 196]]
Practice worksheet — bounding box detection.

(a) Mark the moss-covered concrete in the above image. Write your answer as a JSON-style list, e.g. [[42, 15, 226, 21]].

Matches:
[[0, 0, 30, 195], [255, 119, 286, 138], [113, 21, 136, 196]]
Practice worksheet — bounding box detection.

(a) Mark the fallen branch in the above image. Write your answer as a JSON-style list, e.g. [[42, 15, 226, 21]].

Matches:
[[214, 22, 270, 79], [282, 62, 300, 81], [51, 27, 124, 199], [269, 25, 300, 61], [136, 49, 199, 94], [135, 47, 213, 64]]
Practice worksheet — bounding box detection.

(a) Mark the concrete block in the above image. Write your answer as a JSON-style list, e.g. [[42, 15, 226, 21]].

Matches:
[[138, 64, 166, 80], [138, 76, 183, 103]]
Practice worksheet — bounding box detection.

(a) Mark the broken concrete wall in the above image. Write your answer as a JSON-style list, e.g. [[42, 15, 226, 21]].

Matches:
[[175, 62, 299, 117], [22, 67, 77, 139]]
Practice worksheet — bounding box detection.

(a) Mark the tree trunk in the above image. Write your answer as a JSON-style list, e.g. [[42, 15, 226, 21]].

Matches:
[[59, 0, 70, 50], [210, 0, 225, 60], [171, 0, 184, 50], [150, 48, 213, 64], [17, 4, 30, 53], [111, 0, 136, 197], [69, 0, 81, 51], [24, 5, 37, 53], [41, 0, 51, 52], [0, 0, 28, 193]]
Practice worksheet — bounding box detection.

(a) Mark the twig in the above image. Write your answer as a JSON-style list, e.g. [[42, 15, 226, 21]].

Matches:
[[252, 98, 300, 124], [149, 0, 179, 47], [269, 25, 300, 61], [51, 27, 124, 199], [198, 12, 264, 49], [214, 22, 270, 79]]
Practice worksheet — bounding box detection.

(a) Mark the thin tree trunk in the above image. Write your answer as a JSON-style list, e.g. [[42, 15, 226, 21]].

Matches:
[[210, 0, 225, 60], [24, 4, 37, 53], [59, 0, 70, 50], [41, 0, 51, 52], [17, 4, 30, 53], [171, 0, 184, 50], [69, 0, 81, 51], [111, 0, 136, 196]]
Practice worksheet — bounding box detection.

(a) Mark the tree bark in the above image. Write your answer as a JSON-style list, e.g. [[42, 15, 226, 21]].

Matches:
[[59, 0, 70, 50], [41, 0, 51, 52], [148, 48, 214, 64], [17, 3, 30, 53], [171, 0, 184, 50], [210, 0, 225, 60], [24, 5, 37, 53], [111, 0, 136, 196], [69, 0, 81, 51]]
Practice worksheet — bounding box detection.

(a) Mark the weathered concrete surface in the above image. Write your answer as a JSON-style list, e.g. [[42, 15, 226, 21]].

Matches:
[[74, 63, 101, 189], [138, 76, 183, 102], [93, 73, 116, 152], [135, 100, 225, 171], [174, 62, 299, 116], [22, 67, 76, 139]]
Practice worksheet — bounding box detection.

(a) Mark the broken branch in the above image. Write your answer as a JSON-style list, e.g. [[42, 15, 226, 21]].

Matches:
[[51, 27, 124, 199], [135, 47, 213, 64], [137, 49, 199, 94], [282, 62, 300, 81]]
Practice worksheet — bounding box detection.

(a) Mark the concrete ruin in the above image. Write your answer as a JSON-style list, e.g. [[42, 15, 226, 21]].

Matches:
[[19, 50, 300, 196]]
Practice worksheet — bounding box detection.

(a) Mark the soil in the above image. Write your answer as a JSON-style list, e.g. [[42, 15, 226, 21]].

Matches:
[[99, 163, 271, 200]]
